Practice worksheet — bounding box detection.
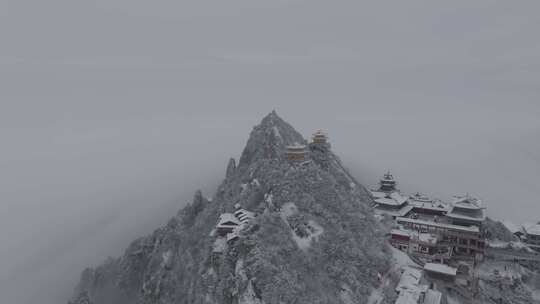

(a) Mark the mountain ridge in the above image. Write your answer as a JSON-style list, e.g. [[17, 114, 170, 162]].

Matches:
[[69, 111, 390, 304]]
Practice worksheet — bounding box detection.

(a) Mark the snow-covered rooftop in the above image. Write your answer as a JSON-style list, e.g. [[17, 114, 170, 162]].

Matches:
[[391, 192, 408, 205], [392, 229, 411, 238], [373, 191, 408, 206], [395, 290, 420, 304], [312, 129, 327, 137], [395, 286, 441, 304], [286, 144, 306, 150], [234, 209, 255, 223], [409, 199, 449, 212], [395, 266, 440, 304], [452, 195, 484, 210], [424, 263, 457, 276], [381, 172, 395, 182], [409, 192, 431, 203], [371, 191, 387, 199], [446, 208, 486, 222], [375, 197, 401, 206], [218, 213, 241, 226], [396, 266, 423, 293], [374, 205, 414, 218], [524, 223, 540, 236]]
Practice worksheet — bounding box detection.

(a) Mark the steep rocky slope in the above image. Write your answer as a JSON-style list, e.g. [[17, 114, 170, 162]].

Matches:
[[68, 111, 391, 304]]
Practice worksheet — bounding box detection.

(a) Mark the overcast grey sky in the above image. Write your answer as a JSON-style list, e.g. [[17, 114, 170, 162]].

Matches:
[[1, 1, 540, 303]]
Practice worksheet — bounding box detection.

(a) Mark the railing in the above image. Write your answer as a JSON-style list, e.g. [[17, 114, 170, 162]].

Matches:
[[485, 248, 540, 261], [398, 222, 482, 240], [410, 251, 452, 261], [439, 241, 485, 251], [406, 237, 485, 252]]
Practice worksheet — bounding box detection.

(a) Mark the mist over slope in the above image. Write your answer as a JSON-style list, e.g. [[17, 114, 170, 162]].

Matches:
[[2, 1, 540, 303], [69, 112, 391, 304]]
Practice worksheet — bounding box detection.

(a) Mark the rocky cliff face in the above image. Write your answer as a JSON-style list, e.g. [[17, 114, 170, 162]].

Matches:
[[69, 111, 390, 304]]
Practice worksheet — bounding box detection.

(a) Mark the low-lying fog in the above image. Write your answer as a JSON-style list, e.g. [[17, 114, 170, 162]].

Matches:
[[1, 1, 539, 303]]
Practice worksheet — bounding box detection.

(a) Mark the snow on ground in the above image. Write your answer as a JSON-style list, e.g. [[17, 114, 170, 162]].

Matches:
[[476, 260, 523, 282], [205, 267, 216, 277], [235, 259, 248, 281], [290, 220, 323, 250], [510, 241, 534, 251], [488, 239, 531, 250], [395, 267, 422, 293], [530, 288, 540, 302], [446, 295, 460, 304], [367, 280, 386, 304], [238, 280, 264, 304], [264, 193, 273, 204], [161, 250, 173, 268], [233, 258, 262, 303], [474, 257, 540, 303], [488, 240, 510, 248], [213, 237, 227, 253], [390, 246, 420, 268], [368, 247, 421, 304], [374, 214, 385, 222], [240, 183, 248, 193], [251, 179, 260, 187], [279, 202, 323, 250], [280, 202, 298, 218], [272, 126, 282, 142], [339, 285, 355, 304], [524, 280, 540, 303]]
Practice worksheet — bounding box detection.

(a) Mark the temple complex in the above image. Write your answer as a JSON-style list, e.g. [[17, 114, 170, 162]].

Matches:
[[372, 171, 488, 272], [395, 217, 485, 260]]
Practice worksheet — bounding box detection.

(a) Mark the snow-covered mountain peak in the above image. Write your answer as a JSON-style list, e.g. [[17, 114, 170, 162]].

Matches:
[[68, 113, 389, 304], [238, 111, 306, 168]]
